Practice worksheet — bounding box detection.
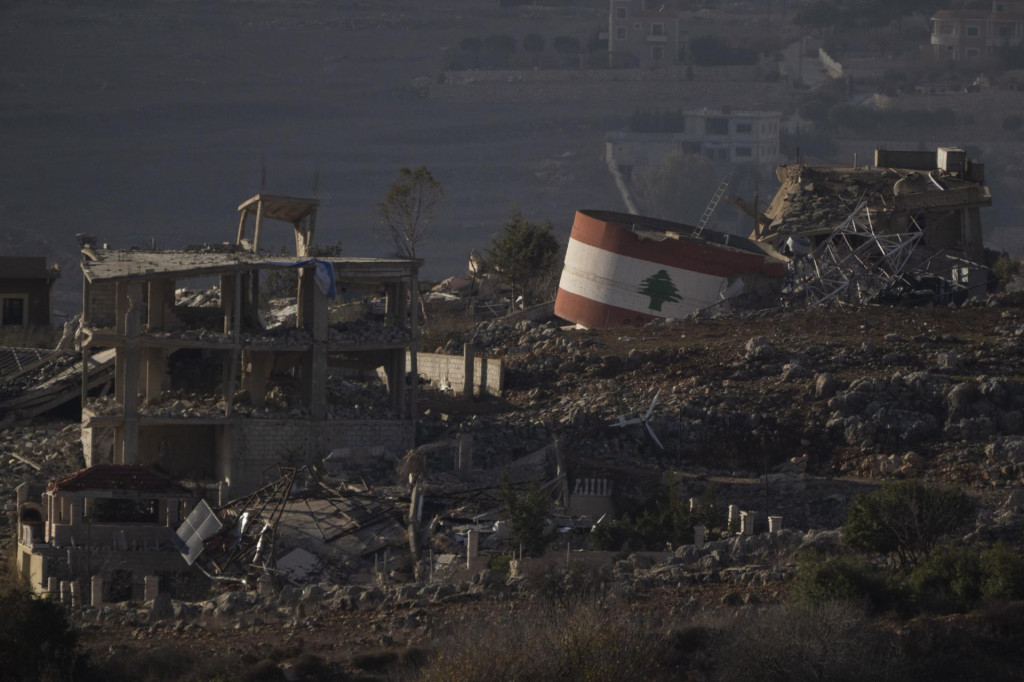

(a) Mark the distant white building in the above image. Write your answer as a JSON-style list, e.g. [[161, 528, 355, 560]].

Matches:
[[606, 108, 782, 179]]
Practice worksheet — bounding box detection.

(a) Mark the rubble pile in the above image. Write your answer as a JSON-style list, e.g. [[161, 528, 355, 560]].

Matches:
[[329, 320, 410, 345], [420, 302, 1024, 493], [764, 166, 894, 236], [0, 420, 82, 543]]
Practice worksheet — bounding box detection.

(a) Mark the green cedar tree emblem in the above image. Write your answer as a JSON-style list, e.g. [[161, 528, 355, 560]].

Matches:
[[638, 269, 682, 312]]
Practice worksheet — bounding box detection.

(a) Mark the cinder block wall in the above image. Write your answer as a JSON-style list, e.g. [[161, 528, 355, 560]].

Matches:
[[409, 352, 503, 395], [86, 282, 117, 327]]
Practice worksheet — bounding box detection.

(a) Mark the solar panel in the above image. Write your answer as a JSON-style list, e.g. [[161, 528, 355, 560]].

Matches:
[[173, 500, 223, 566]]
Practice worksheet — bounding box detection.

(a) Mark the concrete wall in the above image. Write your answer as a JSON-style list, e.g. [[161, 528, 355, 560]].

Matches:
[[408, 352, 504, 396], [137, 424, 217, 480], [86, 281, 117, 327]]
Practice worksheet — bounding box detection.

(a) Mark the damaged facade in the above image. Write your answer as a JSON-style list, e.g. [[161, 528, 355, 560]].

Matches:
[[557, 147, 995, 328]]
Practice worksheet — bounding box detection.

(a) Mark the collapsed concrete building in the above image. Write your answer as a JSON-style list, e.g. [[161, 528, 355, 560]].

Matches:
[[556, 146, 995, 328], [15, 194, 423, 596], [754, 147, 994, 305]]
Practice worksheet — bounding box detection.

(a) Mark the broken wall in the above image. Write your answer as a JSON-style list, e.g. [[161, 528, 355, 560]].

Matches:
[[410, 352, 503, 396]]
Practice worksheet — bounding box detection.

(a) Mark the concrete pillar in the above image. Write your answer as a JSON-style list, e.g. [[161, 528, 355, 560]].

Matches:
[[59, 580, 72, 605], [689, 497, 697, 512], [728, 504, 739, 532], [47, 577, 58, 599], [694, 525, 706, 549], [258, 574, 274, 598], [768, 516, 783, 533], [144, 575, 159, 603], [457, 434, 473, 478], [70, 498, 83, 526], [479, 356, 488, 398], [91, 576, 104, 608], [463, 344, 475, 399], [466, 529, 479, 569], [740, 511, 756, 536], [70, 580, 81, 608]]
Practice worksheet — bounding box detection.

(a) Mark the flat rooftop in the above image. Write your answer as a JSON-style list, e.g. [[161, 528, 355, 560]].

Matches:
[[81, 249, 421, 284]]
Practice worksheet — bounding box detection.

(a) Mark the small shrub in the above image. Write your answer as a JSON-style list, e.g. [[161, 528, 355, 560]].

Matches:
[[499, 476, 552, 556], [792, 551, 895, 612], [992, 256, 1021, 288], [980, 543, 1024, 600], [0, 586, 79, 682], [907, 544, 982, 613], [711, 602, 904, 682]]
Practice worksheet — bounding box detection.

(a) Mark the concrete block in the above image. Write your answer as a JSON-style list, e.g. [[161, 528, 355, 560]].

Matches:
[[91, 576, 104, 608]]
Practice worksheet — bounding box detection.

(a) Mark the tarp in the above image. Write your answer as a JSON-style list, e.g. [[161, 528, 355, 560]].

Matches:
[[262, 259, 337, 299]]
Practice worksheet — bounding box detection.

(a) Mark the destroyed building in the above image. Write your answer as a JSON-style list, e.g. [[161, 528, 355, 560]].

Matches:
[[77, 194, 422, 496], [0, 256, 61, 329], [756, 147, 994, 305], [556, 147, 996, 327], [13, 193, 424, 596]]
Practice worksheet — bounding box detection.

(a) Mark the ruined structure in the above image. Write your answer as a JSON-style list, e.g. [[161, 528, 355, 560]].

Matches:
[[13, 193, 423, 596], [756, 147, 993, 305], [15, 464, 195, 599], [0, 256, 60, 329], [563, 147, 995, 327]]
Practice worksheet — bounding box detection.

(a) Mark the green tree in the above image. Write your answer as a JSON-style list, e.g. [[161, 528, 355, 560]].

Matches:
[[486, 212, 561, 307], [499, 476, 552, 556], [637, 269, 682, 312], [843, 481, 975, 569], [374, 166, 443, 259]]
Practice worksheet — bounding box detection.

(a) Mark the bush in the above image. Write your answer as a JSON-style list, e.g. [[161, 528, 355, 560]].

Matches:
[[980, 543, 1024, 600], [0, 587, 79, 682], [415, 603, 674, 682], [711, 602, 904, 682], [843, 481, 975, 568], [792, 551, 895, 612], [590, 473, 694, 551], [907, 544, 982, 612], [992, 256, 1021, 288]]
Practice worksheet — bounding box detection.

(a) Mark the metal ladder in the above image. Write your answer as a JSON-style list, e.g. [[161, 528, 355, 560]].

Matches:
[[692, 173, 731, 237]]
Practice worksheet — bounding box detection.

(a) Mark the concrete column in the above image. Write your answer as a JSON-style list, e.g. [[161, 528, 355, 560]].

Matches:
[[258, 574, 274, 598], [457, 434, 473, 478], [689, 497, 697, 512], [148, 278, 174, 330], [479, 356, 488, 398], [768, 516, 783, 533], [462, 344, 475, 399], [694, 525, 706, 549], [144, 575, 159, 603], [70, 497, 83, 526], [91, 576, 104, 608], [70, 580, 81, 608], [144, 347, 165, 404], [47, 577, 59, 599], [60, 580, 72, 605], [466, 529, 479, 570], [740, 511, 756, 536], [728, 504, 739, 532]]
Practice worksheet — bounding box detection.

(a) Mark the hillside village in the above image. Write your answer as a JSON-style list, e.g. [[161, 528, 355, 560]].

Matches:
[[5, 0, 1024, 680]]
